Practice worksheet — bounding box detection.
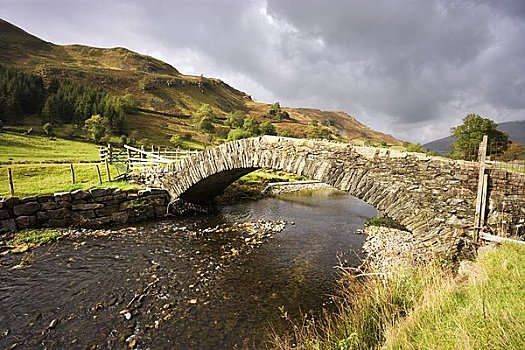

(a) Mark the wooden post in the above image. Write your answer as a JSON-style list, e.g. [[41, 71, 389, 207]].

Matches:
[[474, 135, 488, 242], [127, 148, 132, 171], [70, 164, 75, 184], [480, 174, 489, 227], [107, 143, 113, 165], [105, 158, 112, 182], [96, 164, 102, 184], [7, 167, 14, 196]]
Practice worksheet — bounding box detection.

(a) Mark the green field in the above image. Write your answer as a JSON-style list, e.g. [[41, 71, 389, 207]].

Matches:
[[0, 131, 100, 162], [0, 132, 136, 197], [0, 162, 135, 197]]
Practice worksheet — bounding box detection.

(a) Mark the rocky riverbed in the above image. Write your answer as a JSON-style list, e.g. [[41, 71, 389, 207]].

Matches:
[[0, 219, 287, 349]]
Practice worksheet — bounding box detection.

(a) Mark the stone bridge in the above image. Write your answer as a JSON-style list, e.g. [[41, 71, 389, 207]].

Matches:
[[137, 136, 525, 258]]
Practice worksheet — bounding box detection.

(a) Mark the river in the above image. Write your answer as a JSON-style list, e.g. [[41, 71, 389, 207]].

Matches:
[[0, 189, 376, 349]]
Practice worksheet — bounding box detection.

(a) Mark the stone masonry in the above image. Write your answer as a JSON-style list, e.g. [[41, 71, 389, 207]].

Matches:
[[136, 136, 525, 258], [0, 188, 169, 234]]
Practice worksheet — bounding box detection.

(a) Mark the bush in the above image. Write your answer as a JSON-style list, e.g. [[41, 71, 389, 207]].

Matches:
[[227, 128, 252, 141], [260, 121, 277, 135], [170, 135, 183, 147]]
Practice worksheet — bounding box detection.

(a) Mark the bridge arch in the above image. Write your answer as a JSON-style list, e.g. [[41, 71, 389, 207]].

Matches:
[[138, 136, 504, 257]]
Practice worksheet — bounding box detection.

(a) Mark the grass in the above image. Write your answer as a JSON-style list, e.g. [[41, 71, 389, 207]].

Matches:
[[0, 131, 100, 162], [384, 243, 525, 350], [12, 229, 62, 246], [241, 169, 306, 184], [270, 243, 525, 350], [0, 162, 137, 197]]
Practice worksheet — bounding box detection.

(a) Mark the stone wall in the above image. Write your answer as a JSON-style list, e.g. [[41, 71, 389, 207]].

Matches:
[[0, 188, 170, 234]]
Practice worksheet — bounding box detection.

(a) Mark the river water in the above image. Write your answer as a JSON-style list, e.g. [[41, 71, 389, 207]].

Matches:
[[0, 189, 376, 349]]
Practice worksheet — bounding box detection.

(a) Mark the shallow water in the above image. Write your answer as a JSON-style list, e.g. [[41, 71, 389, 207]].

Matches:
[[0, 189, 376, 349]]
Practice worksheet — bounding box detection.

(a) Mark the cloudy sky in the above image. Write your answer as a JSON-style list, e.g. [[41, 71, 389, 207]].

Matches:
[[1, 0, 525, 143]]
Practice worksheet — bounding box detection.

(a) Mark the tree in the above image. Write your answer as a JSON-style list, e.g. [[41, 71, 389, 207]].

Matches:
[[84, 114, 108, 143], [450, 114, 510, 161], [170, 135, 183, 148], [306, 121, 332, 140], [499, 143, 524, 161], [405, 143, 427, 153], [195, 103, 217, 122], [259, 121, 277, 135], [196, 115, 215, 133], [268, 102, 289, 120], [227, 128, 252, 141], [224, 111, 245, 129], [242, 117, 260, 136]]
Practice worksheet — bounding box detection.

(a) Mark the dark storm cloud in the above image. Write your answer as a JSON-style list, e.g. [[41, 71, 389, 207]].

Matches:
[[1, 0, 524, 142]]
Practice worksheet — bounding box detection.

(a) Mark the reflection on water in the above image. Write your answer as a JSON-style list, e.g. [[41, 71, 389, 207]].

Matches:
[[0, 189, 376, 349]]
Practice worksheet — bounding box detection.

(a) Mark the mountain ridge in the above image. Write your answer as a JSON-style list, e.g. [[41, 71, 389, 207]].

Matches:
[[0, 18, 401, 146]]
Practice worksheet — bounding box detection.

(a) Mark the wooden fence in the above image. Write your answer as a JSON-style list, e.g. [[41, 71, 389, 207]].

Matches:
[[99, 144, 200, 170]]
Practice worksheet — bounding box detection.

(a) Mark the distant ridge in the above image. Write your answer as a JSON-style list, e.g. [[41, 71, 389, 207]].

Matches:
[[424, 120, 525, 154]]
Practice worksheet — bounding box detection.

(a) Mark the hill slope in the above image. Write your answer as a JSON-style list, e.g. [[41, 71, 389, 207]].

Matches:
[[424, 120, 525, 154], [0, 18, 401, 146]]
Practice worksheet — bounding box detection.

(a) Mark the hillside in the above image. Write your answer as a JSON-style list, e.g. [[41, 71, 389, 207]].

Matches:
[[424, 120, 525, 154], [0, 18, 401, 147]]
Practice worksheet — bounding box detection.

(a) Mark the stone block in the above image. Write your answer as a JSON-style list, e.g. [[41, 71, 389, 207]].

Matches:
[[71, 210, 96, 220], [0, 199, 4, 209], [71, 189, 92, 200], [0, 209, 11, 220], [72, 203, 104, 211], [95, 205, 119, 217], [20, 195, 39, 203], [16, 215, 37, 229], [89, 188, 111, 198], [46, 208, 70, 219], [37, 195, 54, 203], [95, 195, 114, 203], [48, 218, 70, 227], [4, 197, 19, 209], [111, 211, 129, 224], [13, 202, 41, 216], [41, 201, 61, 211], [58, 201, 73, 209], [113, 193, 127, 200], [54, 192, 72, 202], [0, 219, 16, 232]]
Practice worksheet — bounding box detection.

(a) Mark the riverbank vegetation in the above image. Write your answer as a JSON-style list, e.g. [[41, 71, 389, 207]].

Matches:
[[270, 242, 525, 350]]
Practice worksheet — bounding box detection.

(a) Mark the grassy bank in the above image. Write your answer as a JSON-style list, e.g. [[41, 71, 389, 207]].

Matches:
[[0, 132, 138, 197], [0, 162, 136, 197], [270, 243, 525, 350], [0, 131, 100, 162]]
